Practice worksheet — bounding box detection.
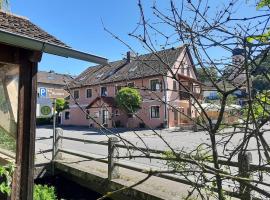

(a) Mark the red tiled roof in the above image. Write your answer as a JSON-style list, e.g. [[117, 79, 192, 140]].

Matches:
[[69, 46, 186, 88]]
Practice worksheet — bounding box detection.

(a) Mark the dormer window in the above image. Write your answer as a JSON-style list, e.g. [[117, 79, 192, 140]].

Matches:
[[101, 87, 108, 96], [96, 73, 104, 78], [47, 76, 55, 80], [129, 66, 137, 72]]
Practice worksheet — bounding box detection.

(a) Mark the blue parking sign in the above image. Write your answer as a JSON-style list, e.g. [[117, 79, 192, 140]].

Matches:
[[39, 88, 47, 97]]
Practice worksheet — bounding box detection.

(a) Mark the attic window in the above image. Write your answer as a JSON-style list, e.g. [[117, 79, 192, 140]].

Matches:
[[47, 76, 55, 80], [79, 76, 86, 81], [96, 73, 104, 78], [129, 66, 137, 72]]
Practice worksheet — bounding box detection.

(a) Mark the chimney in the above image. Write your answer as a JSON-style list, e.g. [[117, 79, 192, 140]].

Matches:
[[126, 51, 136, 63]]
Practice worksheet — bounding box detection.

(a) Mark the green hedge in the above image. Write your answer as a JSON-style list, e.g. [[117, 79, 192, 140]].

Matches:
[[36, 117, 53, 126]]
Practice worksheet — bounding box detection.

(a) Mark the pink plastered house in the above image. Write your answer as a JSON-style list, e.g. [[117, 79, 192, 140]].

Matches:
[[62, 46, 202, 129]]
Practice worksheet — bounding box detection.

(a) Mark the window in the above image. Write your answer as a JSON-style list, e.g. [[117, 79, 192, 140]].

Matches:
[[86, 89, 92, 98], [65, 112, 70, 120], [150, 79, 160, 91], [101, 87, 107, 96], [86, 110, 90, 119], [151, 106, 160, 118], [74, 90, 79, 99], [173, 81, 177, 91], [102, 110, 109, 125], [129, 66, 138, 72], [115, 85, 122, 94], [187, 67, 190, 76], [127, 82, 135, 88], [181, 66, 185, 74], [96, 73, 104, 78], [174, 110, 178, 120], [115, 109, 120, 116]]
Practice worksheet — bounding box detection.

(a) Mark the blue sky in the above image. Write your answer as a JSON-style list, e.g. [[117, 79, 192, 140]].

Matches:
[[11, 0, 260, 76]]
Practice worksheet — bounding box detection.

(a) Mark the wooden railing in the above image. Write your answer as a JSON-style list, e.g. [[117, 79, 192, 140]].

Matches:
[[47, 128, 269, 200]]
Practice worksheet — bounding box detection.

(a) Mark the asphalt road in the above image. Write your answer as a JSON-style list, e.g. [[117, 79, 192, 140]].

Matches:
[[35, 125, 270, 168]]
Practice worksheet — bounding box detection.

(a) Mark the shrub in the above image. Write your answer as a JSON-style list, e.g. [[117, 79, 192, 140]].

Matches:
[[116, 87, 142, 114], [0, 127, 15, 152], [34, 184, 57, 200], [36, 117, 52, 125]]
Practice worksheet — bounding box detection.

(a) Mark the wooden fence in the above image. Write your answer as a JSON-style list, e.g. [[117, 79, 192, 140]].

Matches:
[[36, 128, 270, 200]]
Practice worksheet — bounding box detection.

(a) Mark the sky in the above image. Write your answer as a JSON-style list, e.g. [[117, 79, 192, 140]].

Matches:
[[10, 0, 261, 76]]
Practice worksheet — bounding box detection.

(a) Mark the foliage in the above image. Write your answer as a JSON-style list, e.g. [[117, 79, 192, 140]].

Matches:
[[243, 91, 270, 120], [36, 117, 53, 126], [34, 184, 57, 200], [246, 0, 270, 42], [0, 163, 14, 196], [56, 98, 69, 114], [116, 87, 142, 113], [257, 0, 270, 9], [0, 127, 15, 152], [0, 164, 57, 199], [196, 67, 218, 83], [0, 0, 9, 10], [252, 74, 270, 92]]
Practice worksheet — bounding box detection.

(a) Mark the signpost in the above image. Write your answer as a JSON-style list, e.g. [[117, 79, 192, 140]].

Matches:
[[39, 88, 47, 98]]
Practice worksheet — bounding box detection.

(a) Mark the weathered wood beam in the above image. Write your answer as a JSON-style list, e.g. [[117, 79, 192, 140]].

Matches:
[[11, 49, 38, 200]]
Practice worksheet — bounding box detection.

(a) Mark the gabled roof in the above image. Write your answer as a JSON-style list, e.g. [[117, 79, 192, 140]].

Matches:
[[86, 97, 117, 109], [37, 71, 73, 86], [0, 11, 68, 47], [69, 46, 186, 88]]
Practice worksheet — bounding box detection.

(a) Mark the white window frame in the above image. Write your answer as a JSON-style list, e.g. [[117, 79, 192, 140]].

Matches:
[[85, 88, 92, 99], [149, 78, 160, 91], [150, 105, 160, 119]]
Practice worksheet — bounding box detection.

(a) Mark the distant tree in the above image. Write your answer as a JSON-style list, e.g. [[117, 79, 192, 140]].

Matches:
[[116, 87, 142, 114], [0, 0, 9, 10], [55, 98, 69, 114], [252, 75, 270, 92], [251, 53, 270, 92], [196, 67, 218, 83]]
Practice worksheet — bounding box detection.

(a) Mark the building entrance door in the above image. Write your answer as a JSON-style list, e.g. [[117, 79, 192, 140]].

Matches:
[[102, 110, 109, 126], [174, 110, 179, 127]]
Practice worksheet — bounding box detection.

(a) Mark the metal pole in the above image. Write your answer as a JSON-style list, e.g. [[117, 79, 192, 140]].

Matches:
[[52, 98, 56, 175]]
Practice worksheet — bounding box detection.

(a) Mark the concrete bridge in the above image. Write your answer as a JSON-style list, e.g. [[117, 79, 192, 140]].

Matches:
[[0, 127, 263, 200], [33, 128, 194, 200]]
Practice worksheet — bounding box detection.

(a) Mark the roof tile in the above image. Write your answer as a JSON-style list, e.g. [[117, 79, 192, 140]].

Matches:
[[0, 11, 68, 48]]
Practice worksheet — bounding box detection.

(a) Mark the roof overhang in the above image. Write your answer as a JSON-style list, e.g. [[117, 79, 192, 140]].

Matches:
[[0, 29, 108, 65]]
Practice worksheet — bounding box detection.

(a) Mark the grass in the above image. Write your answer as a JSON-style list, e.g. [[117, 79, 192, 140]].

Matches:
[[0, 127, 16, 152]]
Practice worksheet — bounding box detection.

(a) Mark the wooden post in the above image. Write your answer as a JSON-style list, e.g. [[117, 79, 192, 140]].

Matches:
[[238, 152, 252, 200], [55, 128, 63, 160], [11, 49, 40, 200], [108, 137, 119, 181]]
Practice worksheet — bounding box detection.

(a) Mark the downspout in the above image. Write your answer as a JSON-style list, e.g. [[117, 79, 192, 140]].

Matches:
[[163, 76, 168, 128]]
